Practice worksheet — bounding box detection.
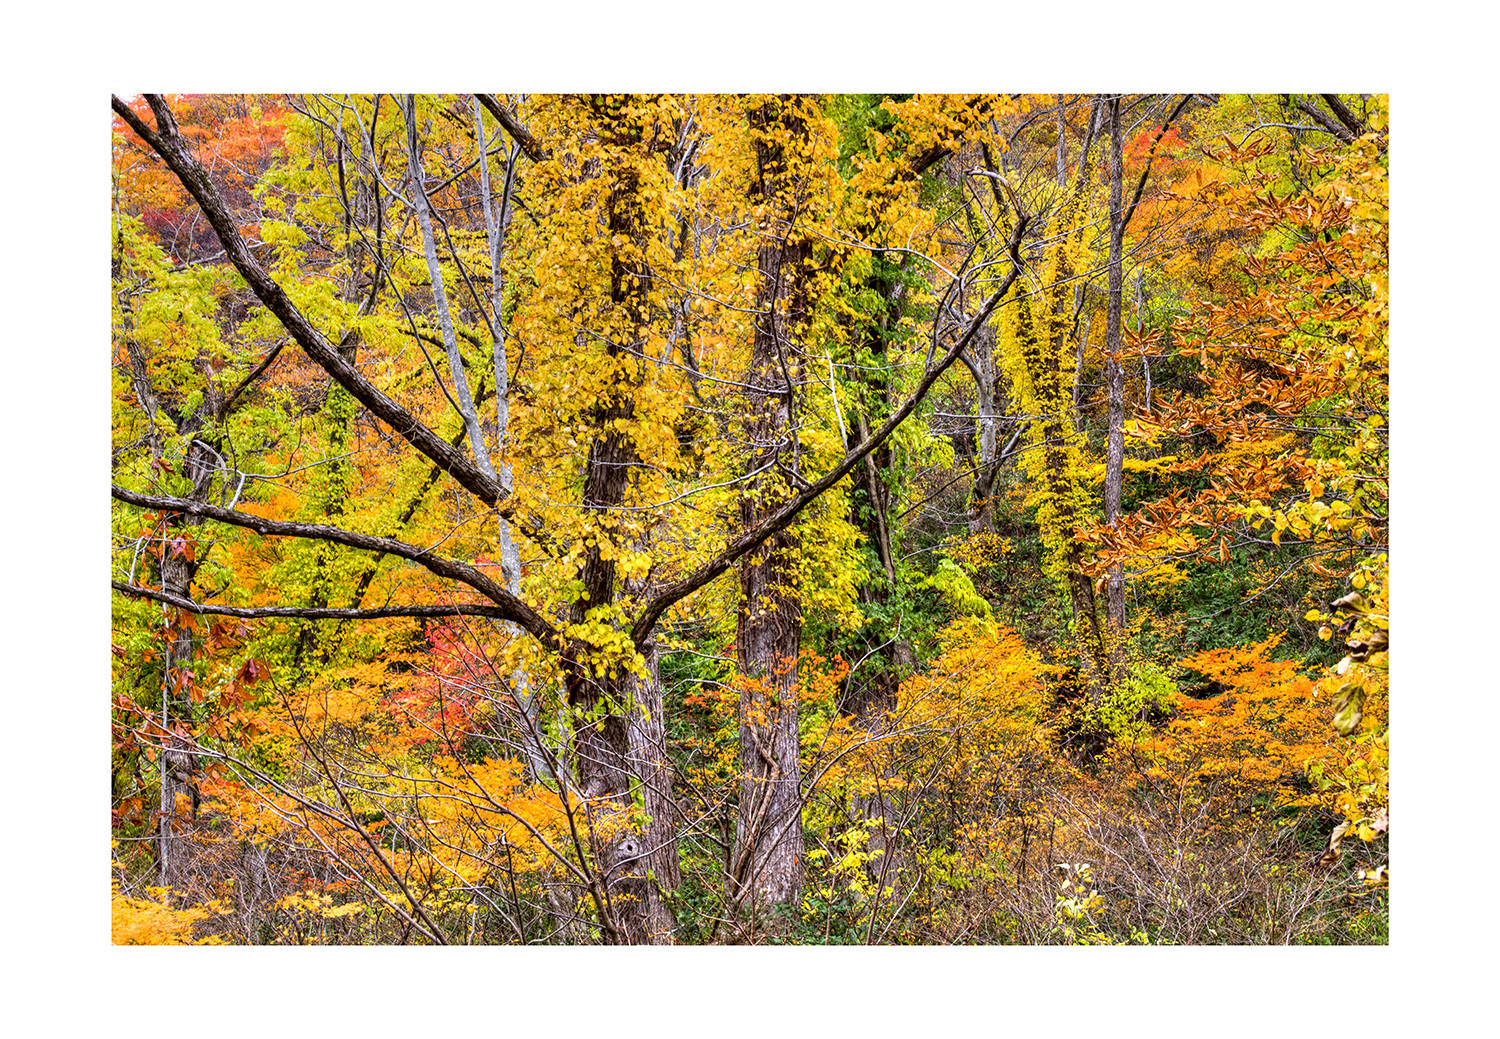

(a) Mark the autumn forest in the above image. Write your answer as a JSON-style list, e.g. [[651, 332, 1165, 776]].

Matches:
[[109, 92, 1388, 946]]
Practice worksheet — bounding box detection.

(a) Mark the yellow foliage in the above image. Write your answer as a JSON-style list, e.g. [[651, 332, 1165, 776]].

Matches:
[[416, 755, 577, 886], [111, 850, 227, 947], [112, 885, 225, 945]]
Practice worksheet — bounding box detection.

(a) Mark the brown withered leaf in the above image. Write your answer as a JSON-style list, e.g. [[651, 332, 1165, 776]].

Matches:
[[1311, 819, 1353, 869]]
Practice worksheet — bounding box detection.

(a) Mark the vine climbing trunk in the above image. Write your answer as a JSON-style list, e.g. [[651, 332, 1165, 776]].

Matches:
[[558, 95, 679, 944], [730, 96, 813, 928], [1003, 97, 1109, 694]]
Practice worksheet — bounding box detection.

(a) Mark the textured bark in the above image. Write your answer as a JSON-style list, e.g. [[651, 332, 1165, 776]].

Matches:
[[961, 326, 1026, 539], [475, 93, 547, 163], [154, 400, 219, 890], [625, 638, 682, 938], [1056, 96, 1069, 187], [967, 327, 1001, 534], [116, 290, 162, 463], [1319, 93, 1369, 140], [558, 95, 680, 944], [731, 97, 812, 924], [1291, 94, 1358, 145]]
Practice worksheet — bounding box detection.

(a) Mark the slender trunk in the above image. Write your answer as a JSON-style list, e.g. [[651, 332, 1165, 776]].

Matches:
[[1056, 95, 1068, 186], [1138, 272, 1151, 415], [968, 326, 1000, 533], [474, 97, 549, 782], [402, 94, 496, 484], [1104, 97, 1128, 644]]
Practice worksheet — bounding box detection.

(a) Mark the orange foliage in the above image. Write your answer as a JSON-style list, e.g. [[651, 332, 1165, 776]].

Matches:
[[1120, 635, 1361, 801]]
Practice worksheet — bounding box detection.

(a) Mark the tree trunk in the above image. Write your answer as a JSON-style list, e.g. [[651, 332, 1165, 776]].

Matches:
[[968, 326, 1001, 534], [559, 95, 680, 944], [731, 96, 812, 927], [625, 637, 681, 937], [156, 418, 217, 890], [402, 94, 496, 484], [474, 97, 550, 783], [1104, 97, 1128, 645]]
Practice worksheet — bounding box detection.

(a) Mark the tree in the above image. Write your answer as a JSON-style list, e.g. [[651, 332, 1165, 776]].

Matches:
[[726, 95, 819, 921], [111, 92, 1387, 947], [1085, 95, 1388, 622], [1100, 94, 1193, 644], [993, 97, 1110, 682], [111, 92, 1032, 943]]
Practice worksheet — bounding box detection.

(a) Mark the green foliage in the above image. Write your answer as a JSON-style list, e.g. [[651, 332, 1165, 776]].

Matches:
[[1086, 661, 1175, 740], [827, 93, 913, 175], [922, 556, 992, 621]]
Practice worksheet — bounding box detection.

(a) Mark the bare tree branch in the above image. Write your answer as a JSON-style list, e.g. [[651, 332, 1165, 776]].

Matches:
[[111, 94, 508, 508], [474, 93, 545, 163], [113, 580, 518, 621], [111, 484, 558, 646]]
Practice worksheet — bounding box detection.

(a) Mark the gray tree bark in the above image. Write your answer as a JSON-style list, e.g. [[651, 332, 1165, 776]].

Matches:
[[1104, 96, 1128, 639], [473, 97, 549, 783], [402, 94, 496, 484]]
